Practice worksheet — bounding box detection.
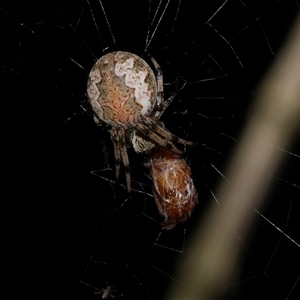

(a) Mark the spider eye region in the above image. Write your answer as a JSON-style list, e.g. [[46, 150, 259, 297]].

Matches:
[[87, 51, 157, 128]]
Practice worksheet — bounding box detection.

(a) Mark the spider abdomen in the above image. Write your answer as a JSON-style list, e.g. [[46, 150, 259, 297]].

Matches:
[[87, 51, 157, 128]]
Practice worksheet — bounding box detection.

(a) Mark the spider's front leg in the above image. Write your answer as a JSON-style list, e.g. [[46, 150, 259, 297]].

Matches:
[[109, 127, 132, 196], [148, 54, 164, 108], [153, 93, 177, 121], [147, 54, 177, 120]]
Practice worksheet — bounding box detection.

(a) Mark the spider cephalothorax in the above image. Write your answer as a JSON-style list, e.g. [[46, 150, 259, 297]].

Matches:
[[87, 51, 192, 194]]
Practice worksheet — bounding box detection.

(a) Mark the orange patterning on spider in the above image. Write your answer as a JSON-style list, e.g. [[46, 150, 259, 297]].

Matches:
[[146, 147, 198, 230]]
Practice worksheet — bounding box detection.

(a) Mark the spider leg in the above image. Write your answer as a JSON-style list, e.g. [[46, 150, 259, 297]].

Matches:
[[153, 93, 176, 120], [119, 130, 132, 196], [149, 54, 163, 108], [109, 128, 121, 180], [144, 117, 193, 146], [149, 55, 177, 120], [148, 55, 189, 142], [109, 127, 132, 195], [135, 122, 182, 154]]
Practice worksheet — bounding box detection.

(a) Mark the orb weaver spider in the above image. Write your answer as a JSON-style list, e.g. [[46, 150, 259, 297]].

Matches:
[[87, 51, 192, 195]]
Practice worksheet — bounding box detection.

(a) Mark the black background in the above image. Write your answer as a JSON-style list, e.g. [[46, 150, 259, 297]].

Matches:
[[1, 1, 300, 299]]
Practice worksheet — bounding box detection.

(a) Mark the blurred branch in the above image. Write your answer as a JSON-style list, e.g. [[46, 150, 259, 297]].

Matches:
[[165, 12, 300, 300]]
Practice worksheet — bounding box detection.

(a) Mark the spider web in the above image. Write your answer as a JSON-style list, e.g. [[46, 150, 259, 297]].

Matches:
[[1, 0, 300, 299]]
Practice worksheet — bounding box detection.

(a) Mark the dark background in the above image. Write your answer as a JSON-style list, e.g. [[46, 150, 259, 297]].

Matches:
[[1, 0, 300, 299]]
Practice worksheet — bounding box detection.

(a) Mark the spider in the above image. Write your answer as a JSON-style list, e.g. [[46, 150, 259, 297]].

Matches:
[[87, 51, 192, 194], [94, 282, 120, 299]]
